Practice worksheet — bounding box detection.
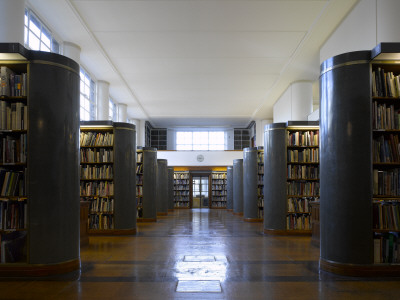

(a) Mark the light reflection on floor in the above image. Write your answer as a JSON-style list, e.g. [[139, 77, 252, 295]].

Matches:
[[173, 209, 228, 285]]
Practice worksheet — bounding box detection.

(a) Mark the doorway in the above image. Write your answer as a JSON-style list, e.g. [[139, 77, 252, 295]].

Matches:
[[192, 176, 209, 208]]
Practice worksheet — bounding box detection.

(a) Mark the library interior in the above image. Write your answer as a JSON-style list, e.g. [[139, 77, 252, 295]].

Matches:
[[1, 0, 400, 299]]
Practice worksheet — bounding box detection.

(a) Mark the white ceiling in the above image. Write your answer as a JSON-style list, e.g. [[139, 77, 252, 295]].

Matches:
[[27, 0, 358, 128]]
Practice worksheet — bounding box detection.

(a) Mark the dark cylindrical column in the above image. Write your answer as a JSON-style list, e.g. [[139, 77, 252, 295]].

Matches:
[[226, 166, 233, 211], [113, 122, 136, 232], [263, 123, 287, 232], [233, 159, 243, 215], [167, 167, 174, 211], [157, 159, 168, 216], [320, 51, 373, 266], [28, 51, 80, 265], [142, 147, 157, 221], [243, 147, 259, 220]]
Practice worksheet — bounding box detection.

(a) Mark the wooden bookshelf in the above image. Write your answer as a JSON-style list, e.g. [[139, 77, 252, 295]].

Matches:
[[0, 43, 80, 276], [263, 121, 319, 235], [211, 170, 227, 209], [80, 121, 136, 235], [174, 171, 190, 208], [319, 43, 400, 276]]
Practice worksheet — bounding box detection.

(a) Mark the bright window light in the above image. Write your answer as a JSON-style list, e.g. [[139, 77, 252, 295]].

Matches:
[[24, 8, 61, 54], [176, 131, 225, 151]]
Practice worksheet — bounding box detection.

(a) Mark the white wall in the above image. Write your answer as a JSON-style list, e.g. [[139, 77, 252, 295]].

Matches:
[[320, 0, 400, 64], [308, 109, 319, 121], [273, 82, 313, 123], [157, 150, 243, 166]]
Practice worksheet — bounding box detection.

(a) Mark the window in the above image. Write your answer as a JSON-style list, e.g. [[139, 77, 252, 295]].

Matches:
[[176, 131, 225, 150], [24, 8, 60, 53], [109, 98, 117, 121], [80, 68, 96, 121]]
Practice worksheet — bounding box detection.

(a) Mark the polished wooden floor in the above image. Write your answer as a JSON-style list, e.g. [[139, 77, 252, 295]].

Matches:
[[1, 209, 400, 299]]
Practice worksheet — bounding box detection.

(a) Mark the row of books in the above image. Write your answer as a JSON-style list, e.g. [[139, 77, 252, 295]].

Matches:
[[80, 165, 113, 180], [286, 214, 311, 230], [211, 173, 226, 179], [0, 170, 25, 197], [373, 202, 400, 231], [287, 130, 319, 147], [89, 197, 114, 213], [174, 185, 189, 191], [136, 186, 142, 196], [80, 181, 114, 197], [174, 172, 189, 179], [288, 197, 312, 213], [287, 149, 319, 163], [0, 201, 27, 230], [287, 182, 320, 196], [373, 169, 400, 196], [0, 67, 27, 97], [287, 165, 319, 180], [174, 191, 190, 196], [0, 101, 27, 131], [212, 190, 226, 196], [373, 134, 400, 163], [372, 68, 400, 98], [137, 152, 143, 163], [175, 201, 190, 207], [89, 214, 114, 230], [0, 134, 27, 164], [80, 132, 114, 147], [211, 179, 225, 185], [80, 148, 113, 163], [174, 179, 189, 185], [258, 165, 264, 174], [374, 232, 400, 263], [258, 198, 264, 208], [0, 231, 27, 263], [212, 184, 225, 191], [257, 151, 264, 164], [136, 174, 143, 185], [372, 102, 400, 130], [136, 164, 143, 174]]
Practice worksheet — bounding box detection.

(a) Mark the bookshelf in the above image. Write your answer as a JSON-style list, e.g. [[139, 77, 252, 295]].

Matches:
[[263, 121, 319, 235], [136, 148, 143, 218], [226, 166, 233, 211], [233, 159, 243, 215], [211, 170, 227, 209], [243, 147, 261, 221], [156, 159, 168, 216], [174, 171, 190, 208], [80, 121, 136, 235], [257, 148, 264, 219], [0, 43, 80, 276], [167, 167, 174, 212], [137, 147, 157, 222], [319, 43, 400, 276]]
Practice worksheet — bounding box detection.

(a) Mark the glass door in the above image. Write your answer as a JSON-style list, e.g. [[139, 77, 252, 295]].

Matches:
[[192, 176, 209, 208]]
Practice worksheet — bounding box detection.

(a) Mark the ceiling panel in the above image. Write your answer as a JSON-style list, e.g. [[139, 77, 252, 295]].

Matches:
[[73, 0, 327, 32], [111, 57, 287, 75], [27, 0, 357, 127], [95, 31, 306, 59]]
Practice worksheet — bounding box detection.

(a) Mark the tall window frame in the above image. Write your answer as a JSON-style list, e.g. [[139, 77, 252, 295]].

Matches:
[[24, 8, 60, 53], [80, 68, 96, 121], [109, 98, 117, 121], [176, 131, 225, 151]]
